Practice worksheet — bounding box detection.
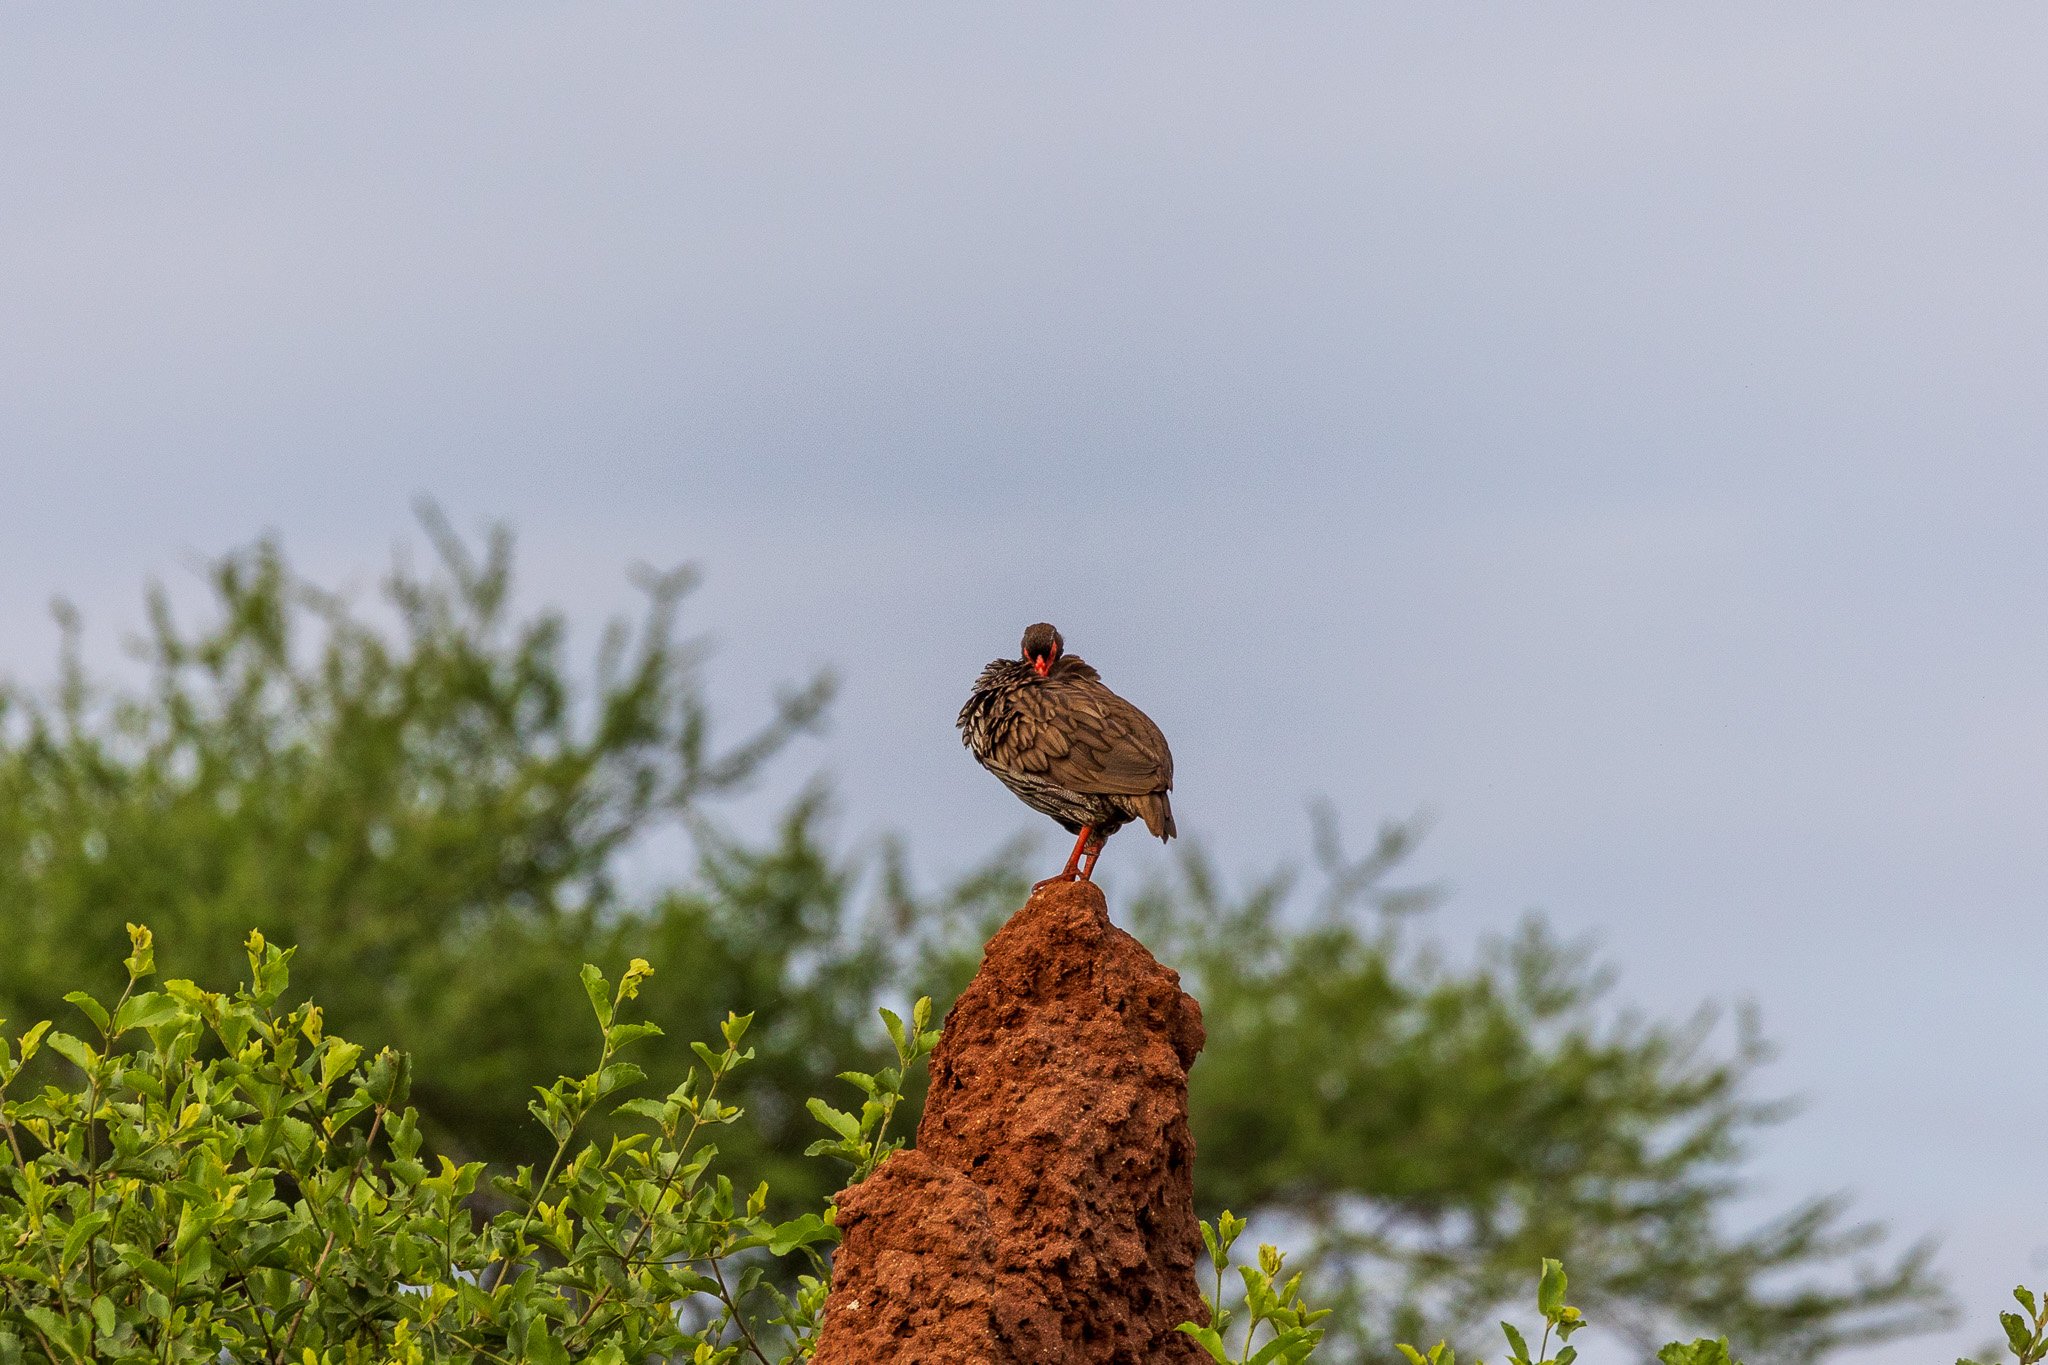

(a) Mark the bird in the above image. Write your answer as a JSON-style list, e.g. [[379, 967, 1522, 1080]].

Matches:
[[958, 622, 1176, 887]]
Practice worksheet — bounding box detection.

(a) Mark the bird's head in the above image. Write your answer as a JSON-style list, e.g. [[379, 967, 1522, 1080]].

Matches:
[[1020, 622, 1063, 677]]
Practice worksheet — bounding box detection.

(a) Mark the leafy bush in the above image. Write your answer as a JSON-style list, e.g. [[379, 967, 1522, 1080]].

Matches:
[[1959, 1284, 2048, 1365], [0, 928, 2027, 1365], [1182, 1240, 1757, 1365], [1181, 1210, 1332, 1363], [0, 924, 933, 1364]]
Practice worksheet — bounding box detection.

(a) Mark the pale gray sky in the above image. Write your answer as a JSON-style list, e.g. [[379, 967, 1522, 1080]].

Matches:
[[6, 7, 2046, 1361]]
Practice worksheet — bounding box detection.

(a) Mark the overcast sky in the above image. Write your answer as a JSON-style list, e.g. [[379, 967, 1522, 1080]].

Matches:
[[6, 7, 2045, 1361]]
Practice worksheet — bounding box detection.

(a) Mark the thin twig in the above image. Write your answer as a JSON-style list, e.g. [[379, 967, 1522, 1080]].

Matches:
[[711, 1254, 774, 1365]]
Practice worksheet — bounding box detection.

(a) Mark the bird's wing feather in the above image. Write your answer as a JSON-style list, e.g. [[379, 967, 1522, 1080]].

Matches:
[[1021, 675, 1173, 795]]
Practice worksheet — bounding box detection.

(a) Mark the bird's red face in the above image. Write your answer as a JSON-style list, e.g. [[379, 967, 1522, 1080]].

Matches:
[[1020, 623, 1063, 677]]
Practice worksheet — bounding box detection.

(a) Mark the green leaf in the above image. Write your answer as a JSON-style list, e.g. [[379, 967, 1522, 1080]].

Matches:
[[525, 1319, 570, 1365], [21, 1311, 69, 1358], [60, 1212, 110, 1271], [594, 1061, 645, 1097], [768, 1212, 839, 1255], [1501, 1322, 1531, 1365], [608, 1021, 663, 1048], [614, 1097, 670, 1122], [807, 1098, 861, 1142], [580, 963, 612, 1029], [64, 991, 111, 1034], [1250, 1330, 1319, 1364], [112, 991, 183, 1035], [1175, 1323, 1234, 1364], [44, 1030, 97, 1073], [1538, 1258, 1568, 1319], [1201, 1219, 1225, 1272], [879, 1007, 906, 1058], [2006, 1312, 2034, 1358]]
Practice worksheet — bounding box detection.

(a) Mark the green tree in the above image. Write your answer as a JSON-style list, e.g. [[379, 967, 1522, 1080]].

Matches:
[[0, 509, 872, 1212], [1123, 815, 1949, 1362], [0, 513, 1949, 1363]]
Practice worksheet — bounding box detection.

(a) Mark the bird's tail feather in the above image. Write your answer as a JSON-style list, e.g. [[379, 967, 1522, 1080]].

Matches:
[[1135, 792, 1175, 841]]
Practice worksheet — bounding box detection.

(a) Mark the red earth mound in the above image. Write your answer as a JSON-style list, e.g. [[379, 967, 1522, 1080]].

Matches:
[[814, 878, 1208, 1364]]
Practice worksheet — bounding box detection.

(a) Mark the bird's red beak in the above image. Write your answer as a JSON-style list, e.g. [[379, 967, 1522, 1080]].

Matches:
[[1032, 655, 1051, 677]]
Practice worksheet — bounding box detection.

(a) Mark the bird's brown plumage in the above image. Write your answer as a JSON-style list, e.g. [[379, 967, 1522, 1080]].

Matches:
[[958, 624, 1175, 881]]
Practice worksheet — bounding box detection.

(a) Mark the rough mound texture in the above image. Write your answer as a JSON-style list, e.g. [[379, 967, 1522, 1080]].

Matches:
[[814, 879, 1208, 1365]]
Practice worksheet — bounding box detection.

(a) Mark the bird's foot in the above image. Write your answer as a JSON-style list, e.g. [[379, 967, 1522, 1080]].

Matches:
[[1031, 870, 1083, 891]]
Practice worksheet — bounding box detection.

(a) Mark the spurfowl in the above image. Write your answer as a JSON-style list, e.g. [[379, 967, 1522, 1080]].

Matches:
[[959, 623, 1176, 885]]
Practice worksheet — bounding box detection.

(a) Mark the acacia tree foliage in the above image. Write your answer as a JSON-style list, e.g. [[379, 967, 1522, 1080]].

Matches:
[[0, 515, 1949, 1363]]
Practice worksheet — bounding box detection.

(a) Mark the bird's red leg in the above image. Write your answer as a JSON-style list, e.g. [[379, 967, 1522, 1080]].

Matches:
[[1077, 830, 1109, 881], [1034, 826, 1093, 890]]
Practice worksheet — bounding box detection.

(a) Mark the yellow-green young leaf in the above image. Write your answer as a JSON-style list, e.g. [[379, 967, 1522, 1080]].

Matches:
[[1398, 1346, 1431, 1365], [321, 1041, 363, 1087], [2005, 1312, 2034, 1358], [15, 1020, 50, 1065], [123, 923, 155, 978]]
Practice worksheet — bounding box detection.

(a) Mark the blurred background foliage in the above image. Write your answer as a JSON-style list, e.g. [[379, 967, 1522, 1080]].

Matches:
[[0, 513, 1949, 1364]]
